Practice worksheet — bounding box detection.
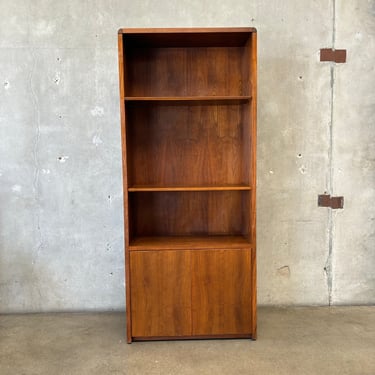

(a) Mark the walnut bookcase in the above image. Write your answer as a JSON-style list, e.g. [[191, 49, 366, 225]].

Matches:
[[118, 28, 257, 342]]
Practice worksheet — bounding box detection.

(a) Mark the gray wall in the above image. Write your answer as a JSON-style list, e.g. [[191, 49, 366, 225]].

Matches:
[[0, 0, 374, 312]]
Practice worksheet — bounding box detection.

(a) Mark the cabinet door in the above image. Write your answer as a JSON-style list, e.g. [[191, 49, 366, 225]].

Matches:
[[192, 249, 252, 335], [130, 250, 191, 337]]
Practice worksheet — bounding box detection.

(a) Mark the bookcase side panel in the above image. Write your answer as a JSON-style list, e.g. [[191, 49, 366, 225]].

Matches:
[[118, 33, 132, 343]]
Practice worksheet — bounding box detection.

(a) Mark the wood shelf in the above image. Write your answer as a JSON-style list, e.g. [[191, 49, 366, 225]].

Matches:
[[128, 185, 251, 192], [125, 96, 251, 103], [118, 27, 256, 48], [129, 235, 252, 251]]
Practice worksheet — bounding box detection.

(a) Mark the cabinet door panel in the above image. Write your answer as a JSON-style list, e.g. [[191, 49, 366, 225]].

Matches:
[[130, 250, 191, 337], [192, 249, 252, 335]]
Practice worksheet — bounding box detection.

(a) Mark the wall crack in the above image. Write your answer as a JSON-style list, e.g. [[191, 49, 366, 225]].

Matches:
[[29, 48, 44, 266], [324, 0, 336, 306]]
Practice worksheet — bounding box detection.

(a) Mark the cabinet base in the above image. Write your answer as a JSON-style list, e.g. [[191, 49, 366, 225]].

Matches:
[[130, 333, 255, 342]]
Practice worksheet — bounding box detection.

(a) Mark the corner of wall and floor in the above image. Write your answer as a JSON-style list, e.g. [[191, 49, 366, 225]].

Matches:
[[0, 0, 374, 313]]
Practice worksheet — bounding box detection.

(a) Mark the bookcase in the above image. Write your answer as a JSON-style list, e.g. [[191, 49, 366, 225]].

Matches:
[[118, 28, 257, 342]]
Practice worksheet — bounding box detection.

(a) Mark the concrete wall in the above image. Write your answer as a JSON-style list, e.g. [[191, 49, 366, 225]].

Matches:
[[0, 0, 374, 312]]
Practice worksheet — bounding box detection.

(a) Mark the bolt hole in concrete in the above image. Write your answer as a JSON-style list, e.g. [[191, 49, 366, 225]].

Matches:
[[58, 156, 69, 163], [298, 76, 303, 80], [297, 153, 302, 158], [277, 265, 291, 278]]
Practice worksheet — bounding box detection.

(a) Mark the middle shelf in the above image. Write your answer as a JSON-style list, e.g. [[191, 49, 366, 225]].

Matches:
[[125, 101, 252, 187], [124, 96, 251, 104]]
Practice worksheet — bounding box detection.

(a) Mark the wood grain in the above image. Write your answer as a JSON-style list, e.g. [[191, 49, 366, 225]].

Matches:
[[118, 27, 256, 48], [250, 31, 258, 340], [128, 184, 251, 192], [118, 33, 132, 343], [133, 334, 253, 341], [130, 251, 192, 337], [119, 28, 257, 341], [124, 96, 251, 102], [126, 102, 249, 187], [119, 27, 256, 34], [192, 249, 252, 335], [129, 235, 252, 251], [126, 47, 247, 97], [129, 191, 248, 237]]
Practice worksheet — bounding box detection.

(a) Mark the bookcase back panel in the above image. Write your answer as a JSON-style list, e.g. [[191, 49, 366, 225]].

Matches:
[[126, 102, 251, 186], [129, 191, 249, 237], [125, 47, 250, 97]]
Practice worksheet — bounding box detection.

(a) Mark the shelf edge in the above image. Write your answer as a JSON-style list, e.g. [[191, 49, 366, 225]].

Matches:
[[128, 186, 252, 192], [124, 96, 251, 102]]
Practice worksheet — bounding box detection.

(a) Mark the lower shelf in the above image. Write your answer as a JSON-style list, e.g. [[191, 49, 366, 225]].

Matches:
[[128, 235, 252, 250]]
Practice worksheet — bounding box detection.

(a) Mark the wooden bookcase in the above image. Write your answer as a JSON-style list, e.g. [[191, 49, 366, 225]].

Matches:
[[118, 28, 257, 342]]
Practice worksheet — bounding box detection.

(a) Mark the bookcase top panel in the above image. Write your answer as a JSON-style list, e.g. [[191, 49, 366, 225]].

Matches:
[[118, 27, 256, 48]]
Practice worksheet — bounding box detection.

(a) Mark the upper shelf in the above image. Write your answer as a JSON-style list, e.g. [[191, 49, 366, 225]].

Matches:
[[128, 185, 252, 192], [124, 96, 251, 104]]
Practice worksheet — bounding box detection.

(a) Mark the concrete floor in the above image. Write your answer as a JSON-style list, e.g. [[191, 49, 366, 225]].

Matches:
[[0, 307, 374, 375]]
